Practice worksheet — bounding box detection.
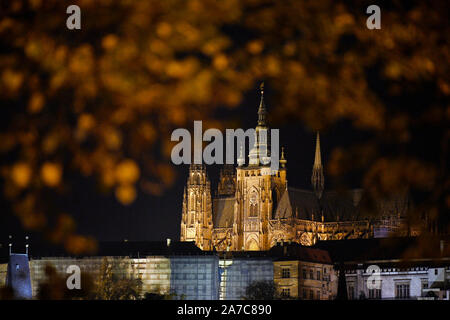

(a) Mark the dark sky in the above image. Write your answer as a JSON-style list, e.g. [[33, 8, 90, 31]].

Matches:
[[1, 86, 364, 246]]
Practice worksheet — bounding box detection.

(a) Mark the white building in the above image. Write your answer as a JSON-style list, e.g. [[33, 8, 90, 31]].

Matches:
[[315, 237, 450, 300], [345, 265, 450, 300]]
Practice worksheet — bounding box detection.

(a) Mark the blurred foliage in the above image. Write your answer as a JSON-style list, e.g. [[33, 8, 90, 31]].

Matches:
[[32, 259, 141, 300], [0, 0, 449, 253], [37, 264, 94, 299]]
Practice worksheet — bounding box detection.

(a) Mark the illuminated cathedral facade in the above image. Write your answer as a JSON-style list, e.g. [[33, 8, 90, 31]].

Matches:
[[180, 85, 411, 251]]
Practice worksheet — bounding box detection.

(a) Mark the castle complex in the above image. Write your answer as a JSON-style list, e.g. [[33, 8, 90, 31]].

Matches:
[[180, 85, 411, 251]]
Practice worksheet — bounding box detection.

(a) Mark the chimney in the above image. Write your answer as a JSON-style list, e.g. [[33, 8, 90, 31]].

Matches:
[[167, 238, 171, 247]]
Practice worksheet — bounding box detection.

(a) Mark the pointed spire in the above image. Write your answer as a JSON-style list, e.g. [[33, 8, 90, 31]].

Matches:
[[313, 132, 322, 169], [311, 131, 324, 199], [257, 82, 267, 126], [280, 147, 287, 168]]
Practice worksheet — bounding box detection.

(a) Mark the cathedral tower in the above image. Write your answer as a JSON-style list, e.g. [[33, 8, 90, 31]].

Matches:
[[180, 164, 213, 250], [233, 83, 287, 251]]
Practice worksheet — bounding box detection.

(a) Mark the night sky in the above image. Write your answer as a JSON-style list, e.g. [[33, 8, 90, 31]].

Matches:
[[1, 85, 364, 246]]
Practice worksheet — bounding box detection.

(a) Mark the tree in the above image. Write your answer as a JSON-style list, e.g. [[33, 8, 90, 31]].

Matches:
[[91, 257, 142, 300], [243, 280, 279, 300], [0, 0, 448, 253]]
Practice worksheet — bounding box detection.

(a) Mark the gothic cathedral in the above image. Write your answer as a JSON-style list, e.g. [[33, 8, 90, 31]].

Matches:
[[180, 85, 411, 251]]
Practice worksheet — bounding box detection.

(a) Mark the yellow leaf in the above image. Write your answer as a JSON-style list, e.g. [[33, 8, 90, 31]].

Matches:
[[213, 54, 228, 70], [41, 162, 62, 187], [102, 34, 119, 50], [28, 93, 44, 113], [115, 184, 137, 205], [115, 159, 140, 184], [11, 162, 32, 188]]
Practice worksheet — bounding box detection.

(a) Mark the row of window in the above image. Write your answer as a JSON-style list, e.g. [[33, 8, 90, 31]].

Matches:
[[172, 285, 210, 294], [347, 284, 412, 299], [173, 273, 212, 280], [279, 288, 323, 300], [346, 267, 430, 274], [241, 170, 281, 177], [281, 267, 327, 280], [302, 288, 321, 300]]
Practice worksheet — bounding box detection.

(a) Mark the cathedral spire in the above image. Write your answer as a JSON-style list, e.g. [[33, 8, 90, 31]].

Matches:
[[280, 147, 287, 168], [257, 82, 267, 127], [311, 131, 324, 199]]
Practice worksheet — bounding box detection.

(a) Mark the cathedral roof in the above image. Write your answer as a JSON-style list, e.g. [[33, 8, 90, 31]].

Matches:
[[274, 187, 410, 222], [212, 196, 235, 228], [275, 187, 362, 221]]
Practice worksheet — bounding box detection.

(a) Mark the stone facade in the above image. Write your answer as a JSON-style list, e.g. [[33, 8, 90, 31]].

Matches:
[[271, 243, 337, 300], [345, 266, 450, 300], [274, 259, 337, 300]]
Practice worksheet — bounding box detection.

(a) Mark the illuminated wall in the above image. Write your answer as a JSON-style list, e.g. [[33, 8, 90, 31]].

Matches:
[[274, 260, 337, 300], [219, 257, 273, 300], [170, 255, 219, 300], [29, 255, 219, 300]]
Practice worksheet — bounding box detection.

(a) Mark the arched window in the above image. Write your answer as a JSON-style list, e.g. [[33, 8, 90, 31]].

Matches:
[[249, 189, 259, 217], [272, 188, 278, 219], [190, 193, 195, 210], [249, 203, 258, 217]]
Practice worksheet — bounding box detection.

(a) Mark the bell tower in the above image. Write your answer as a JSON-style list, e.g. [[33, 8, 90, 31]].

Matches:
[[180, 164, 213, 250], [233, 83, 287, 251]]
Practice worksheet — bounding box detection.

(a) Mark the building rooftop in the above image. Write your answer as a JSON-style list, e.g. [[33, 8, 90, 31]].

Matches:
[[314, 236, 450, 268], [268, 242, 333, 264], [1, 240, 213, 260]]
